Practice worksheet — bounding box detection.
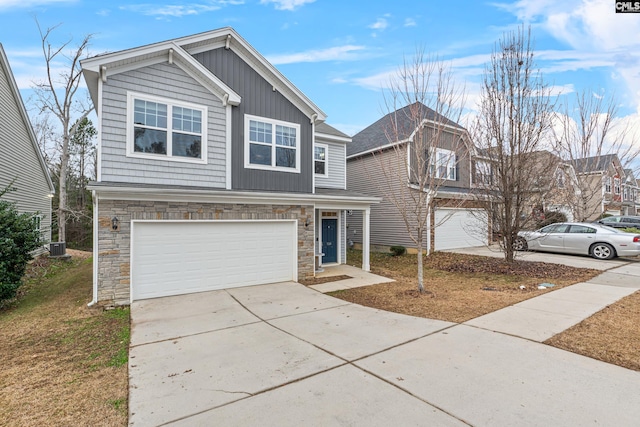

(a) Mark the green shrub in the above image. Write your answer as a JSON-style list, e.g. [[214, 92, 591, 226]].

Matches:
[[390, 245, 406, 256], [0, 198, 42, 301]]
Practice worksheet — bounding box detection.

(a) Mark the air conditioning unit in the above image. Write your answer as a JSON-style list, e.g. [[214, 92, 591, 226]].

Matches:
[[50, 242, 66, 257]]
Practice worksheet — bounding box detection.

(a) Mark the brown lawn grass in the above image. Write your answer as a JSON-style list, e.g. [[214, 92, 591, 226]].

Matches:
[[545, 290, 640, 371], [331, 250, 600, 323], [0, 254, 129, 426]]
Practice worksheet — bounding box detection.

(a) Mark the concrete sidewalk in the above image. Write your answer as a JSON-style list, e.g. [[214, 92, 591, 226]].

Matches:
[[129, 267, 640, 426]]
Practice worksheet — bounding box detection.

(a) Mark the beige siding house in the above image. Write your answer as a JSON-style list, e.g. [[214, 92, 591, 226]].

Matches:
[[347, 102, 488, 252]]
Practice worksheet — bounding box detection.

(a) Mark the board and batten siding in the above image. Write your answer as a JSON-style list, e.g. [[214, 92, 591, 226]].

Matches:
[[0, 52, 52, 242], [315, 140, 346, 190], [193, 48, 313, 193], [346, 150, 426, 250], [100, 62, 227, 187]]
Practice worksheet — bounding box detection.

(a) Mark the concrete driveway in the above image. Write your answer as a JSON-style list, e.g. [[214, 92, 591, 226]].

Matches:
[[129, 272, 640, 426], [447, 245, 634, 270]]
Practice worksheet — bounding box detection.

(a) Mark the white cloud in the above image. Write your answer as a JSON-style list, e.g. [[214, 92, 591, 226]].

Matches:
[[266, 45, 366, 65], [369, 17, 388, 31], [0, 0, 74, 9], [120, 1, 243, 18], [404, 18, 417, 27], [259, 0, 315, 11]]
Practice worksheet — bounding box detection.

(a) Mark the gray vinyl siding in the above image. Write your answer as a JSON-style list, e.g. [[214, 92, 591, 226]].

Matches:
[[100, 62, 227, 187], [193, 48, 312, 193], [346, 151, 425, 250], [315, 140, 346, 190], [0, 56, 52, 243]]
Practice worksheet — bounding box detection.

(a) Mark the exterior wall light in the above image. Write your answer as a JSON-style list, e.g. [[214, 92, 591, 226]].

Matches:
[[111, 217, 119, 231]]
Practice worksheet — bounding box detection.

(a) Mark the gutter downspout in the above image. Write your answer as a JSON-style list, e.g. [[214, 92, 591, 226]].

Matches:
[[87, 190, 98, 307]]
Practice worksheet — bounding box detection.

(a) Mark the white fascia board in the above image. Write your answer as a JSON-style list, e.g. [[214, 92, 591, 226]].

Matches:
[[170, 43, 240, 105], [346, 139, 409, 160], [82, 42, 241, 107], [90, 185, 380, 207], [182, 28, 327, 122], [315, 132, 351, 144]]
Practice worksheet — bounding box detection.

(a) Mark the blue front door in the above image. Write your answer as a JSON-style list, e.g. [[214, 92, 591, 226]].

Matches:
[[322, 218, 338, 263]]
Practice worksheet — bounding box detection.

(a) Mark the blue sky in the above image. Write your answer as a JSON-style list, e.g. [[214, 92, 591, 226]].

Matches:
[[1, 0, 639, 137]]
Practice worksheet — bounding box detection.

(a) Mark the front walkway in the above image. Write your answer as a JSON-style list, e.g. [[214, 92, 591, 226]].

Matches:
[[309, 264, 394, 292]]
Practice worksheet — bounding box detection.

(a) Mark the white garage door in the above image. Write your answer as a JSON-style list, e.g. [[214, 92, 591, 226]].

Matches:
[[435, 209, 487, 251], [131, 220, 296, 301]]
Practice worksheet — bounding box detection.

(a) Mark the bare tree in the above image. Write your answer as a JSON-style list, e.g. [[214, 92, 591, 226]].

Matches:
[[32, 21, 93, 243], [552, 90, 639, 221], [372, 49, 467, 293], [472, 26, 557, 262]]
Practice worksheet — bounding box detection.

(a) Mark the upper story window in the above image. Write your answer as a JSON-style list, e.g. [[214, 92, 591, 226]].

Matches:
[[245, 115, 300, 173], [314, 144, 328, 176], [429, 148, 456, 180], [127, 92, 207, 164], [614, 178, 621, 194], [472, 160, 492, 185], [604, 177, 611, 193]]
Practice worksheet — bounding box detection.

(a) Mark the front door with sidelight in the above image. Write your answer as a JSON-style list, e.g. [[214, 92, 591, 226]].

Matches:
[[322, 218, 338, 263]]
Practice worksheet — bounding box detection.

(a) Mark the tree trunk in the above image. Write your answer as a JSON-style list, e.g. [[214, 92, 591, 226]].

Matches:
[[417, 246, 424, 293], [58, 134, 69, 242]]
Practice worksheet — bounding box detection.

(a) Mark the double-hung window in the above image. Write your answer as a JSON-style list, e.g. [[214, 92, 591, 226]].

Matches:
[[604, 177, 612, 193], [429, 148, 456, 180], [314, 144, 328, 176], [128, 93, 207, 163], [614, 178, 621, 194], [245, 115, 300, 173]]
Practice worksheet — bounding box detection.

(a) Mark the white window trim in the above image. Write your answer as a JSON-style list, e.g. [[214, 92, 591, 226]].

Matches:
[[314, 143, 328, 177], [614, 178, 621, 194], [604, 177, 612, 193], [430, 148, 456, 181], [244, 114, 301, 174], [126, 91, 208, 165]]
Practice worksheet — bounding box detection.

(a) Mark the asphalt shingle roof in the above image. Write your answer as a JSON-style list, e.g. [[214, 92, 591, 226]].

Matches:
[[348, 102, 465, 157], [571, 154, 617, 173]]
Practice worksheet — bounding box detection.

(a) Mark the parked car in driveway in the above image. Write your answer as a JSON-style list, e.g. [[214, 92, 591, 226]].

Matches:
[[514, 222, 640, 260], [593, 215, 640, 229]]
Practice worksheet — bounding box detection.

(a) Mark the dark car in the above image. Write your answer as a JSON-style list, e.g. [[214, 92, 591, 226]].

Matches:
[[594, 215, 640, 229]]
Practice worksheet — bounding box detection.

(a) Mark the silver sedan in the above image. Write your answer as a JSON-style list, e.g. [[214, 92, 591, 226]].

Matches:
[[514, 222, 640, 260]]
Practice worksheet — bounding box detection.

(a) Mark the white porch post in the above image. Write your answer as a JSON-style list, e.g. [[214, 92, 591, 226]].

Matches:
[[362, 207, 371, 271]]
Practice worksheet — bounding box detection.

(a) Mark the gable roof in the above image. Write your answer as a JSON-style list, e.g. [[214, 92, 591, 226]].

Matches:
[[348, 102, 465, 157], [571, 154, 619, 174], [81, 27, 326, 122], [315, 122, 350, 143], [0, 44, 55, 193]]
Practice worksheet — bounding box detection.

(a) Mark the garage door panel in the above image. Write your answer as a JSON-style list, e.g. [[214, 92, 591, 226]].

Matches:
[[132, 221, 296, 300], [435, 209, 488, 251]]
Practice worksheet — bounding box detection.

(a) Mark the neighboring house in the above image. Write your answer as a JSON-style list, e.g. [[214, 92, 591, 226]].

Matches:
[[518, 150, 579, 223], [81, 28, 377, 305], [571, 154, 626, 220], [0, 43, 54, 248], [622, 168, 639, 216], [346, 102, 488, 253]]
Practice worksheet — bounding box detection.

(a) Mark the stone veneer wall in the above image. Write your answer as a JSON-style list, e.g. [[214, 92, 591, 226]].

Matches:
[[97, 199, 315, 305]]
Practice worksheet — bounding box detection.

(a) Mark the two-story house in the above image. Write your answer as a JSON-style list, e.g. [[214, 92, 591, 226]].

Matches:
[[622, 168, 639, 216], [0, 44, 54, 249], [346, 102, 488, 253], [81, 28, 377, 305], [571, 154, 626, 220]]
